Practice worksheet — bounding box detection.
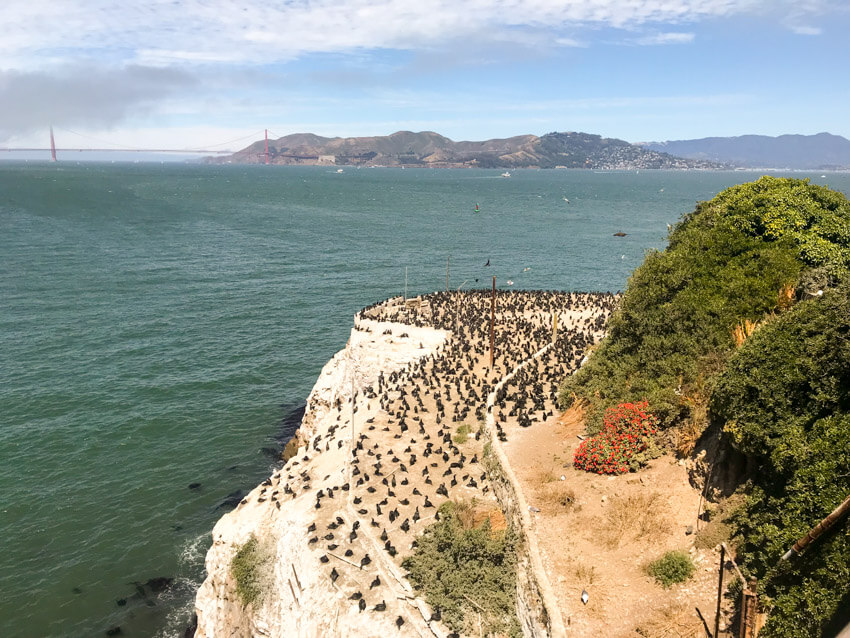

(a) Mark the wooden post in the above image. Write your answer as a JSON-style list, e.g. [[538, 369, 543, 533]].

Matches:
[[490, 276, 495, 369], [552, 313, 558, 343], [446, 256, 450, 292], [404, 266, 408, 301], [739, 577, 758, 638], [715, 543, 726, 638]]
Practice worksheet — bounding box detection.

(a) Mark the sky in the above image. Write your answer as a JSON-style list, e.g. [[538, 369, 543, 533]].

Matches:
[[1, 0, 849, 152]]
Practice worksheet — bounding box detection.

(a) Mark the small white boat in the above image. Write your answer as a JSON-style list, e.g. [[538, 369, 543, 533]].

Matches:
[[506, 279, 514, 286], [336, 168, 344, 173], [501, 171, 511, 178]]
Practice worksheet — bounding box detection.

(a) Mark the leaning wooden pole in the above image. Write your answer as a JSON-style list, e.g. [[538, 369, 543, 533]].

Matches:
[[490, 276, 495, 369], [781, 493, 850, 561], [715, 543, 726, 638]]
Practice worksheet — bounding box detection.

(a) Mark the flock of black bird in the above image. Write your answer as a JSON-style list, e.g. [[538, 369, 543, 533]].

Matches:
[[231, 289, 615, 633]]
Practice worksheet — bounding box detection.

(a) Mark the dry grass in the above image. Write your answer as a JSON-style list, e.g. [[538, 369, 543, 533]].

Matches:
[[559, 397, 587, 430], [472, 508, 508, 535], [596, 491, 670, 549], [673, 420, 704, 457], [632, 601, 706, 638], [529, 466, 577, 512], [453, 498, 478, 529], [732, 318, 759, 347], [538, 482, 577, 511], [777, 282, 795, 311], [572, 561, 597, 586]]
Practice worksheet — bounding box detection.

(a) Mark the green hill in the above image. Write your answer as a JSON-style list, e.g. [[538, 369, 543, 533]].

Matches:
[[558, 176, 850, 637]]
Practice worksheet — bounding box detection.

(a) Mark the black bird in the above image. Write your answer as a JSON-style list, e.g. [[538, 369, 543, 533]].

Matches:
[[360, 554, 371, 569], [349, 591, 362, 600], [370, 576, 381, 589], [396, 616, 405, 628], [374, 601, 387, 612], [330, 567, 339, 583], [320, 555, 329, 564], [359, 597, 367, 613]]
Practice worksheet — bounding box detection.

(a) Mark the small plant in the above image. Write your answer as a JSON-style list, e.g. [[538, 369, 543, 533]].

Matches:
[[572, 561, 596, 585], [646, 550, 695, 588], [573, 401, 658, 475], [453, 424, 471, 445], [402, 501, 521, 637], [230, 535, 272, 606]]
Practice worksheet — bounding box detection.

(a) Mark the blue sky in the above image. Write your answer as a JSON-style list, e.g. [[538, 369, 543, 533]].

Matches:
[[1, 0, 848, 151]]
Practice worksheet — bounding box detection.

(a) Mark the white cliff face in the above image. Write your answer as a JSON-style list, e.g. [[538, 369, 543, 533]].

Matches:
[[193, 318, 449, 638]]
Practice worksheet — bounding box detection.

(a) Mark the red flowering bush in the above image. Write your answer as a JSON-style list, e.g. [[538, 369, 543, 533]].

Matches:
[[573, 401, 658, 474]]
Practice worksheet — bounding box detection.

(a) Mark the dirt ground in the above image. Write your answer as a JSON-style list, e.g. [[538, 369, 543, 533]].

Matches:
[[503, 410, 726, 638]]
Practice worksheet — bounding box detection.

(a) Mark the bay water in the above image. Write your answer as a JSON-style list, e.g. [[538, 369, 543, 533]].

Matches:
[[1, 163, 846, 637]]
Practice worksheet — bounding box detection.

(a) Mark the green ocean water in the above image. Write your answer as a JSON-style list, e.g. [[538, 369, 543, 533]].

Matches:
[[1, 163, 847, 638]]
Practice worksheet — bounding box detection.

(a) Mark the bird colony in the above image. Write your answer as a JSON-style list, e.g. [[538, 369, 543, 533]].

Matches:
[[194, 289, 615, 638]]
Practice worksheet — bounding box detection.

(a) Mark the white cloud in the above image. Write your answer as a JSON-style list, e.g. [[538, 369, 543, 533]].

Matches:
[[790, 25, 823, 35], [0, 0, 829, 69], [555, 37, 587, 47], [635, 32, 696, 45]]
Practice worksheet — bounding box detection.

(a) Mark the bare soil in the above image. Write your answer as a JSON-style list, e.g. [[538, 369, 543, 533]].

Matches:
[[503, 410, 725, 637]]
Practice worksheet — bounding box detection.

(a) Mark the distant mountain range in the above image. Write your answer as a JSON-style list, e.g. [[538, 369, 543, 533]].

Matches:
[[216, 131, 723, 170], [640, 133, 850, 170]]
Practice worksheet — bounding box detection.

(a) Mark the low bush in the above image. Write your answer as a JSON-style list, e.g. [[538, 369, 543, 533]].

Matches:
[[573, 401, 658, 474], [646, 550, 695, 588], [453, 424, 471, 445], [402, 501, 521, 638], [230, 535, 272, 607], [597, 491, 669, 549]]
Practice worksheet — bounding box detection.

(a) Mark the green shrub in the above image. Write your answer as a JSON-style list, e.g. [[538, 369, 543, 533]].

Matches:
[[402, 501, 521, 638], [559, 177, 850, 433], [710, 282, 850, 638], [646, 550, 696, 588], [573, 401, 658, 474], [453, 424, 470, 445], [230, 535, 272, 607]]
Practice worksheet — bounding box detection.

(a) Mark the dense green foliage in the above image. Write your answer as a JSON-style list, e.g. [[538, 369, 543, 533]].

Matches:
[[402, 501, 521, 637], [559, 176, 850, 433], [710, 283, 850, 638], [646, 550, 696, 588], [230, 535, 271, 607], [556, 177, 850, 634]]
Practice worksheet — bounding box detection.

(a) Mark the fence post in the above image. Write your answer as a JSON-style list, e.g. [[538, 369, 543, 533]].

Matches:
[[739, 577, 758, 638]]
